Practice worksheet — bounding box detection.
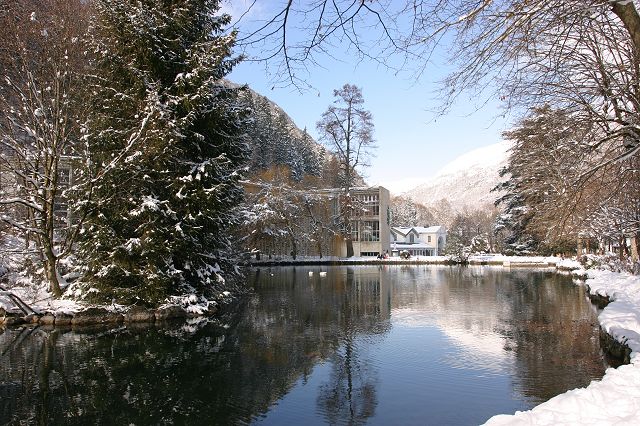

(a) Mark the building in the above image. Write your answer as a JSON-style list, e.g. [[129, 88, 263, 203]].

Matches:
[[390, 226, 447, 256], [243, 183, 391, 258], [338, 186, 391, 258]]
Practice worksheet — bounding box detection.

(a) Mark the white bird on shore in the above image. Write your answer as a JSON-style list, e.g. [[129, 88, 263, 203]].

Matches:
[[319, 271, 327, 277]]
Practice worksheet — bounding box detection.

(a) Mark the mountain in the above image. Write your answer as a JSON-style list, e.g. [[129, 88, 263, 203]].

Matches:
[[404, 141, 511, 212]]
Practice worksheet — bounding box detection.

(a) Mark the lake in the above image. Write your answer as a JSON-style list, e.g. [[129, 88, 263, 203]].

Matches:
[[0, 265, 609, 425]]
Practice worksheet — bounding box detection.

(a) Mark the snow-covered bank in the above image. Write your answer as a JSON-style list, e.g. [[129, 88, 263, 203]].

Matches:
[[485, 269, 640, 426], [0, 275, 234, 326]]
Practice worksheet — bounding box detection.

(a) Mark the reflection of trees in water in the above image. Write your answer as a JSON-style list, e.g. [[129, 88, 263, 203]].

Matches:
[[502, 272, 607, 403], [317, 334, 377, 426], [0, 266, 391, 425], [383, 266, 607, 406], [315, 267, 389, 425], [438, 268, 607, 404], [0, 267, 607, 423]]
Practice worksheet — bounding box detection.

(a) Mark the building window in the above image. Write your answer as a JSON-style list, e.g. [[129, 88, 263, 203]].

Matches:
[[360, 251, 379, 257], [350, 221, 359, 241], [361, 221, 380, 241], [58, 167, 71, 187], [360, 194, 379, 216], [428, 236, 432, 243], [409, 234, 414, 243]]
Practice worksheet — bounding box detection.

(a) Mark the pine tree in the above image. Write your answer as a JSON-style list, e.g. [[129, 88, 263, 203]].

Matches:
[[79, 0, 248, 304], [246, 94, 276, 170]]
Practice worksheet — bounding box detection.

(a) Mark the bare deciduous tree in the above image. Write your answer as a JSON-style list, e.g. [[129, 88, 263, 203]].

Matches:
[[0, 0, 90, 296], [233, 1, 640, 162], [316, 84, 375, 257]]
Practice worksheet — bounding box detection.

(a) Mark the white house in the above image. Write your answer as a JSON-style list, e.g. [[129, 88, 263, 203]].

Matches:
[[390, 226, 447, 256]]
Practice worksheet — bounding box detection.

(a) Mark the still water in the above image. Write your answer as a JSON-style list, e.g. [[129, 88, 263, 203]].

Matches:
[[1, 266, 608, 425]]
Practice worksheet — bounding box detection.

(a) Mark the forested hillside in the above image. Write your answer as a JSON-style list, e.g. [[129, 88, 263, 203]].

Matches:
[[238, 87, 345, 188]]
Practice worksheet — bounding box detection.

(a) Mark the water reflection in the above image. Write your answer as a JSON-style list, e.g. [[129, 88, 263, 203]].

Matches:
[[0, 266, 607, 425]]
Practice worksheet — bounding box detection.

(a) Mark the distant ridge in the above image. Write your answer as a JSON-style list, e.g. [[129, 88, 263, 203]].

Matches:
[[404, 141, 511, 212]]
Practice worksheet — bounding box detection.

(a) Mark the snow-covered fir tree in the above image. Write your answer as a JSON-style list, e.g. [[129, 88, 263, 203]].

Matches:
[[495, 106, 594, 255], [79, 0, 248, 304]]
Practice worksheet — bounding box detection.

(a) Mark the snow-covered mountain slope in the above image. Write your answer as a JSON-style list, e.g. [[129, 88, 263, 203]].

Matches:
[[404, 141, 511, 212]]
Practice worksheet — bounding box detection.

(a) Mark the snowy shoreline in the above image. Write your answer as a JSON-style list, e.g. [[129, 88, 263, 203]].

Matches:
[[484, 266, 640, 425]]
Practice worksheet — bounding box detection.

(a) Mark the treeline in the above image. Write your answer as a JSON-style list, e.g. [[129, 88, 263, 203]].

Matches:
[[224, 1, 640, 271], [239, 87, 355, 188], [495, 106, 640, 267], [0, 0, 251, 304]]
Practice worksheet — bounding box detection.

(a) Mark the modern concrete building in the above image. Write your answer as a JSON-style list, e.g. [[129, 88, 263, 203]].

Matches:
[[242, 183, 391, 258], [338, 186, 391, 258]]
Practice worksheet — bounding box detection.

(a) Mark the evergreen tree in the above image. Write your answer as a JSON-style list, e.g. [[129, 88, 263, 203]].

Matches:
[[246, 94, 276, 170], [80, 0, 248, 304], [495, 106, 593, 254], [300, 128, 322, 177]]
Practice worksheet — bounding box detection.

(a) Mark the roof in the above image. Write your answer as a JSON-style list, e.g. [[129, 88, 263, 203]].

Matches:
[[390, 227, 418, 236], [391, 242, 434, 249], [391, 226, 445, 235], [414, 226, 445, 234]]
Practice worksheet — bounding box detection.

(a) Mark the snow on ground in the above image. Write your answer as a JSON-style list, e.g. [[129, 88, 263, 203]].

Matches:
[[484, 268, 640, 426]]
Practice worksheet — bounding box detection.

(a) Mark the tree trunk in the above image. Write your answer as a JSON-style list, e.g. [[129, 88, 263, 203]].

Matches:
[[631, 233, 640, 261], [632, 233, 640, 275], [289, 231, 297, 260], [43, 247, 62, 297], [44, 258, 62, 297], [316, 238, 323, 259], [577, 237, 583, 256], [611, 0, 640, 55], [346, 235, 354, 258]]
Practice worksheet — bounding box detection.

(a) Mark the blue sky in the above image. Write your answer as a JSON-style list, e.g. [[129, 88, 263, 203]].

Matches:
[[223, 1, 512, 193]]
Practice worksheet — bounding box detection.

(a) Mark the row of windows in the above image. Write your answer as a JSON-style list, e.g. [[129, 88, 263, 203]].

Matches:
[[402, 249, 435, 256], [358, 194, 379, 216], [330, 192, 382, 217], [392, 234, 433, 243], [350, 220, 380, 242]]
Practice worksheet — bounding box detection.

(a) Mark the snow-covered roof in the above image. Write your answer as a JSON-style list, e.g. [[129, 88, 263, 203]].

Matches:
[[390, 227, 418, 236], [414, 226, 445, 234], [391, 226, 445, 235]]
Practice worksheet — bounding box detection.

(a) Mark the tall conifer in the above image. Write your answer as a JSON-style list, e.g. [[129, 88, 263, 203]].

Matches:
[[80, 0, 248, 304]]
